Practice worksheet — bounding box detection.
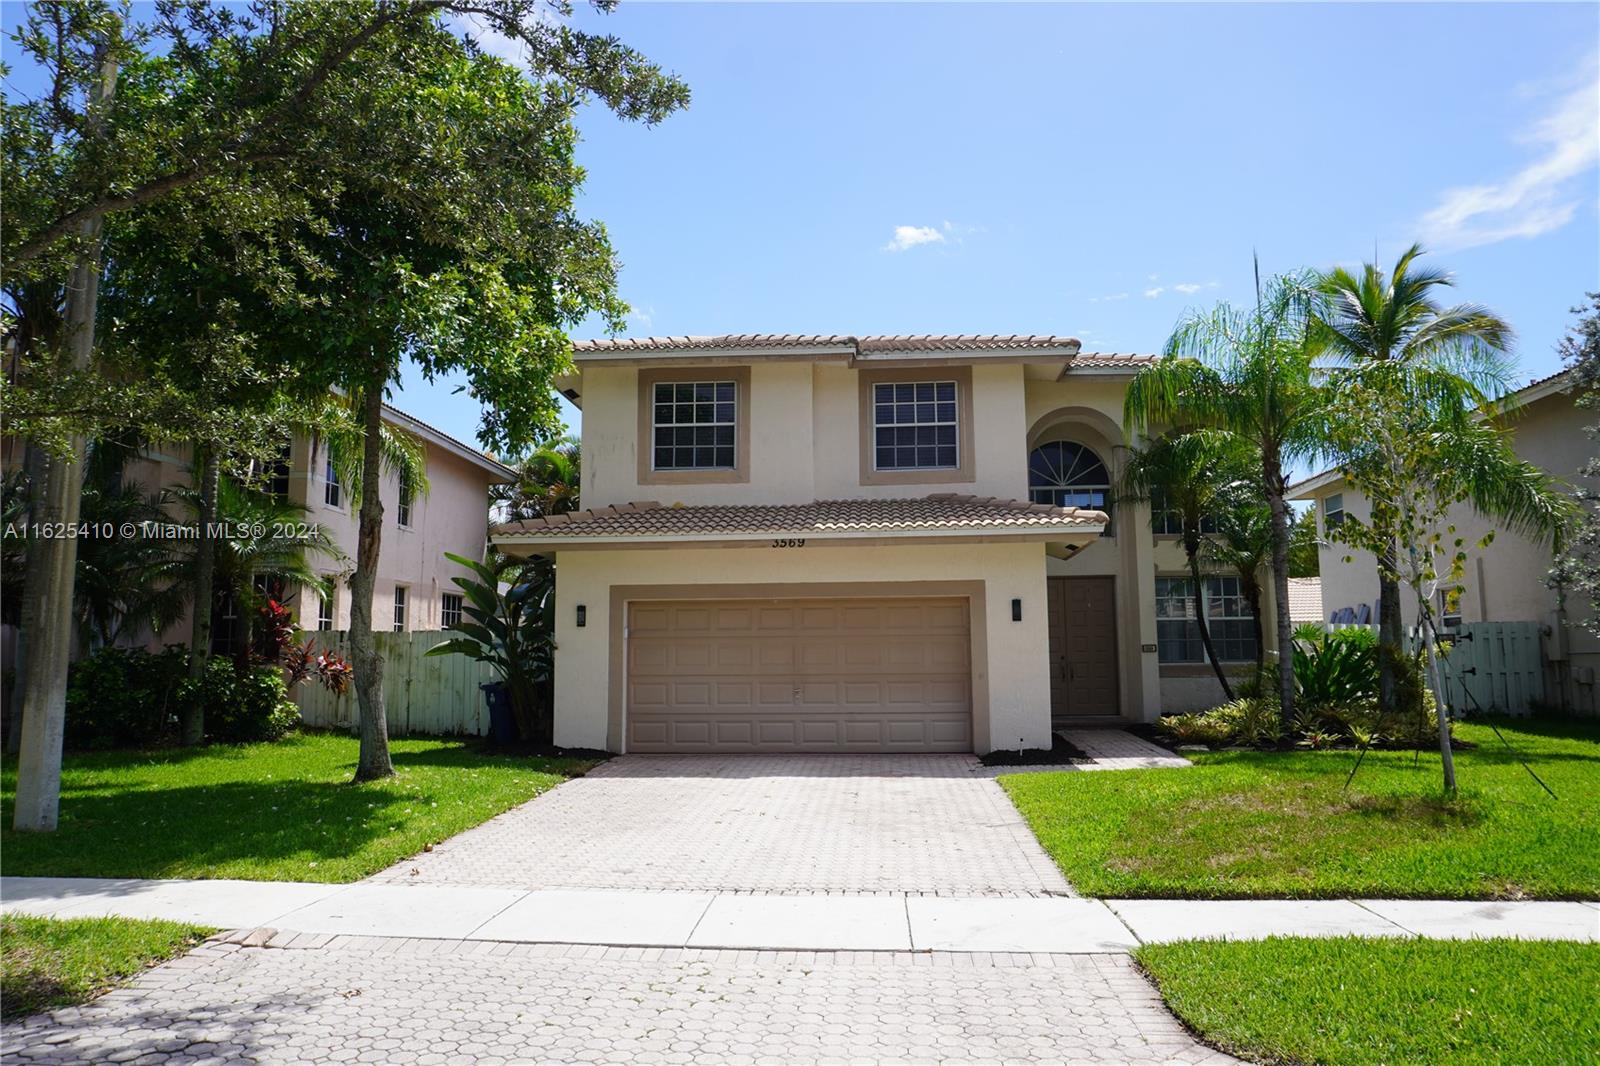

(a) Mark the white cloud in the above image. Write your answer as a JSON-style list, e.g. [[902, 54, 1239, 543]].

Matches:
[[1144, 286, 1165, 299], [1172, 283, 1203, 295], [627, 306, 655, 329], [1418, 53, 1599, 251], [884, 225, 946, 252], [1088, 292, 1130, 304]]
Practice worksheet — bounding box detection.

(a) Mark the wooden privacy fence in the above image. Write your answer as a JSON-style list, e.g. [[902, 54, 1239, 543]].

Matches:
[[1326, 620, 1546, 715], [1434, 622, 1546, 716], [293, 630, 495, 736]]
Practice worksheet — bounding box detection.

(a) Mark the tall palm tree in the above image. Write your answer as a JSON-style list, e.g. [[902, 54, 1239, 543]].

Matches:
[[1313, 243, 1518, 716], [1118, 430, 1253, 698], [1126, 273, 1326, 724]]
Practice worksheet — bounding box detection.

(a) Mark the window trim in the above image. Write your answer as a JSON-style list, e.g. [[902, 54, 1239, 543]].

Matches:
[[1155, 574, 1259, 665], [396, 474, 414, 529], [441, 592, 463, 629], [392, 585, 408, 633], [857, 365, 975, 486], [317, 582, 336, 632], [323, 457, 342, 509], [1323, 492, 1345, 532], [636, 366, 751, 485], [869, 379, 961, 473]]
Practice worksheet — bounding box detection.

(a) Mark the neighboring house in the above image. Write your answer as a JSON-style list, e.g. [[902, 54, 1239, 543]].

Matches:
[[110, 404, 515, 644], [492, 334, 1281, 755], [1289, 370, 1597, 714]]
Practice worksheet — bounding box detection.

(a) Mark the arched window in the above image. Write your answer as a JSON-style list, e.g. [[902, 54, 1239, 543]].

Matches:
[[1028, 441, 1111, 512]]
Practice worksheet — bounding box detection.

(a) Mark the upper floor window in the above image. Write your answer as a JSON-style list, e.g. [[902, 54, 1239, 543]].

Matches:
[[653, 380, 736, 470], [396, 474, 414, 528], [1150, 489, 1217, 536], [317, 584, 335, 632], [1323, 492, 1344, 531], [872, 381, 958, 470], [1029, 441, 1110, 512], [324, 458, 342, 508]]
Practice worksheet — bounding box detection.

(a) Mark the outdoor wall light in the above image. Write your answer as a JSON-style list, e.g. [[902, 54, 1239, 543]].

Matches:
[[576, 604, 587, 628], [1012, 598, 1022, 622]]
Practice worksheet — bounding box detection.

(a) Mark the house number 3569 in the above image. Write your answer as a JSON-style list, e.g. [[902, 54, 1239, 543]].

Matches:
[[771, 538, 806, 548]]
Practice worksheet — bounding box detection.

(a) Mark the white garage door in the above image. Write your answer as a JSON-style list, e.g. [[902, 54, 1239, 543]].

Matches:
[[626, 597, 973, 753]]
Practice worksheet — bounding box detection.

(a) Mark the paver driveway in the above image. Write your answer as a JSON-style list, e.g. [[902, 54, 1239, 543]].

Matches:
[[369, 754, 1074, 896], [4, 937, 1241, 1065]]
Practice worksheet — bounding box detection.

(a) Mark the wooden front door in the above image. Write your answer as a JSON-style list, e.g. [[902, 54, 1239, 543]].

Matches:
[[1048, 576, 1120, 721]]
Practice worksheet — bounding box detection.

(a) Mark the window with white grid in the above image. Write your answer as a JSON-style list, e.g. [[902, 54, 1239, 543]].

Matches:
[[652, 381, 736, 470], [872, 381, 958, 470]]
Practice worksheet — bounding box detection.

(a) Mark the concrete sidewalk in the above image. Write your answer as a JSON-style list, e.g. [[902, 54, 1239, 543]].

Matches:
[[5, 876, 1595, 951]]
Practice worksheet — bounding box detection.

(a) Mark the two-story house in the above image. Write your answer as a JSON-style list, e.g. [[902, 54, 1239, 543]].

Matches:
[[1290, 369, 1598, 715], [492, 335, 1278, 755]]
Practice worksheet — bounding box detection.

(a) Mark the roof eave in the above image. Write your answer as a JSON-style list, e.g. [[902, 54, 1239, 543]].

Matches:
[[491, 524, 1106, 555]]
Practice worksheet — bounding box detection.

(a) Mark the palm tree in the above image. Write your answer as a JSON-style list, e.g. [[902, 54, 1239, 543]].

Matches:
[[1126, 273, 1326, 724], [501, 436, 580, 521], [1201, 492, 1274, 677], [160, 477, 344, 672], [1118, 430, 1254, 698], [1313, 243, 1518, 717]]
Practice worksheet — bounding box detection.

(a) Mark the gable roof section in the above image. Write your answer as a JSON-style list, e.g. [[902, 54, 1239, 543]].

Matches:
[[380, 404, 516, 483], [492, 493, 1106, 550]]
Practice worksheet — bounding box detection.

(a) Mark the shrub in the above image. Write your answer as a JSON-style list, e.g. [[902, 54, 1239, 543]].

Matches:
[[186, 659, 299, 744], [1159, 712, 1235, 746], [1213, 696, 1283, 746], [1293, 627, 1378, 706], [65, 647, 189, 748]]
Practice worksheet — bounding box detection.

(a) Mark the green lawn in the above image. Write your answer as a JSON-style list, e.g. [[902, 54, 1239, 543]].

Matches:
[[1, 733, 600, 882], [1002, 718, 1600, 899], [1137, 936, 1600, 1066], [1, 915, 214, 1020]]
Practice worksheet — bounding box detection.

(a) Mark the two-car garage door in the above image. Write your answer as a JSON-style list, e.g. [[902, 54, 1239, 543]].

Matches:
[[626, 597, 972, 753]]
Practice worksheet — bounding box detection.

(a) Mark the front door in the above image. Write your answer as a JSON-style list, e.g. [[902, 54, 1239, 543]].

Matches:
[[1048, 576, 1120, 722]]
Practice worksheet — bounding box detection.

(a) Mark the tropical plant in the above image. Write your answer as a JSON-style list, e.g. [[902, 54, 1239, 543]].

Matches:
[[1119, 430, 1255, 697], [427, 551, 556, 744], [1313, 243, 1520, 722], [1126, 273, 1326, 726], [153, 477, 344, 672], [1292, 626, 1378, 708], [501, 437, 581, 522], [1201, 489, 1274, 674]]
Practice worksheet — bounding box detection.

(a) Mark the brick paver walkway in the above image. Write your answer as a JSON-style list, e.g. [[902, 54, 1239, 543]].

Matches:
[[1059, 730, 1192, 771], [3, 937, 1241, 1065], [368, 754, 1074, 896]]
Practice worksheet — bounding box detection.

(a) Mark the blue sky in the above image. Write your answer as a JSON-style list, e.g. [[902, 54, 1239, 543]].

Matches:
[[9, 3, 1598, 449], [411, 1, 1600, 445]]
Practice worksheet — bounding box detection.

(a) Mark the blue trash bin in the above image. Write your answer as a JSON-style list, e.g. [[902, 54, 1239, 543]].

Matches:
[[480, 681, 517, 744]]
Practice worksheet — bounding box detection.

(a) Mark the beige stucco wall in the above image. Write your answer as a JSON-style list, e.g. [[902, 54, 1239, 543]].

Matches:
[[551, 541, 1055, 753], [1303, 385, 1598, 713]]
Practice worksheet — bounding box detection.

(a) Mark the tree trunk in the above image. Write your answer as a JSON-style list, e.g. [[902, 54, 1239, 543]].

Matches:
[[1244, 575, 1265, 677], [181, 445, 220, 745], [348, 382, 394, 780], [11, 24, 118, 833], [1375, 557, 1404, 715], [1185, 535, 1234, 701], [1419, 609, 1457, 794], [5, 443, 47, 756], [1264, 457, 1295, 725]]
